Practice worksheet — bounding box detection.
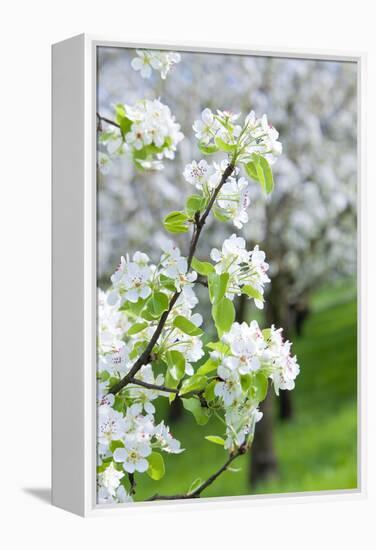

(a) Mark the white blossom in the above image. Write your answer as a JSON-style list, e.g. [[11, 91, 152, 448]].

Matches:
[[113, 440, 151, 474], [131, 50, 181, 79]]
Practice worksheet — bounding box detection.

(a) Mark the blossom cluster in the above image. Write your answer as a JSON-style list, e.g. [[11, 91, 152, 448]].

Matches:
[[99, 99, 184, 171], [212, 321, 300, 451], [131, 49, 181, 79], [210, 233, 270, 309], [183, 159, 251, 228], [97, 241, 206, 503], [193, 108, 282, 165]]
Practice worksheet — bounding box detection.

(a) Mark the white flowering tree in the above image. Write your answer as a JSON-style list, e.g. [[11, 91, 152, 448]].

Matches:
[[96, 50, 300, 503]]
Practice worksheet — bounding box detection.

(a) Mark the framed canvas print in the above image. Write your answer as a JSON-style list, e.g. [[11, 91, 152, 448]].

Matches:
[[52, 35, 365, 517]]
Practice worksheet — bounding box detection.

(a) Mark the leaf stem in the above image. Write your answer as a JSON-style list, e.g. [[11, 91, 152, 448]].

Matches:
[[146, 446, 245, 501]]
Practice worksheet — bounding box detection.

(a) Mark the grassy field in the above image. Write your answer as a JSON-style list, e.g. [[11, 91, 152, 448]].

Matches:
[[134, 280, 358, 500]]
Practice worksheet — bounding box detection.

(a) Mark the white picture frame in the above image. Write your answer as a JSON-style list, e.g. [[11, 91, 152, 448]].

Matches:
[[52, 34, 366, 517]]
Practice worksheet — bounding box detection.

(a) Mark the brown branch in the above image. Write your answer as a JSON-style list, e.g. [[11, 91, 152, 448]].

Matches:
[[146, 446, 245, 501], [128, 377, 179, 394], [109, 162, 235, 396], [97, 112, 121, 129]]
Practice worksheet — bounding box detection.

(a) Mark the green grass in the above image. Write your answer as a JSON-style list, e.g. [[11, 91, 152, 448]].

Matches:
[[134, 280, 358, 500]]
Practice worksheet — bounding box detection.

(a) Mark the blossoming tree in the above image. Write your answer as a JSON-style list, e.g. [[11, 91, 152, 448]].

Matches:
[[96, 50, 300, 503]]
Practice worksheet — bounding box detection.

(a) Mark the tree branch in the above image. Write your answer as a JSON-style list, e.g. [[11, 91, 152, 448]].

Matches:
[[146, 446, 245, 501], [128, 377, 179, 394], [97, 112, 121, 129], [109, 162, 235, 396]]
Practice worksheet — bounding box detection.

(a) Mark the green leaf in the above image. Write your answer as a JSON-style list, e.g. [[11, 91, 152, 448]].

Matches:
[[146, 291, 169, 318], [188, 478, 203, 493], [147, 452, 165, 480], [180, 374, 207, 396], [119, 116, 132, 137], [242, 284, 264, 303], [240, 373, 253, 393], [109, 440, 124, 453], [252, 372, 269, 402], [114, 104, 133, 137], [127, 322, 148, 335], [163, 211, 189, 234], [212, 297, 235, 336], [213, 208, 231, 223], [214, 136, 237, 152], [208, 272, 229, 304], [203, 379, 217, 402], [191, 257, 215, 276], [197, 357, 218, 375], [186, 194, 205, 216], [165, 350, 185, 382], [120, 297, 147, 315], [205, 435, 225, 446], [245, 160, 259, 182], [198, 142, 219, 155], [165, 369, 179, 403], [258, 156, 274, 194], [173, 315, 203, 336], [159, 274, 176, 292], [182, 397, 210, 425], [206, 341, 230, 354], [254, 157, 266, 193]]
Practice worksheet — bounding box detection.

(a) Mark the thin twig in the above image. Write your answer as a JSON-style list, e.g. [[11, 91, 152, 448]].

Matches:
[[146, 446, 245, 501], [128, 378, 179, 394], [97, 112, 121, 129], [109, 162, 235, 396]]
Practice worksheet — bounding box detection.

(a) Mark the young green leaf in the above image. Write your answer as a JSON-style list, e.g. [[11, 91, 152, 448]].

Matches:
[[173, 315, 203, 336], [251, 372, 269, 402], [165, 369, 179, 403], [127, 321, 148, 336], [198, 142, 219, 155], [205, 435, 225, 446], [242, 284, 264, 303], [180, 374, 207, 396], [214, 136, 237, 153], [213, 208, 231, 223], [182, 397, 210, 425], [245, 160, 259, 182], [109, 440, 124, 453], [258, 156, 274, 194], [186, 194, 205, 216], [165, 350, 185, 382], [163, 211, 189, 233], [191, 257, 215, 276], [203, 379, 217, 402], [212, 297, 235, 336], [208, 272, 229, 304], [197, 357, 218, 375], [147, 452, 165, 481], [146, 291, 169, 318]]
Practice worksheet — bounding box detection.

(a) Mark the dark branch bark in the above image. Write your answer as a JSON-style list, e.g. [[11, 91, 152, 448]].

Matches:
[[146, 446, 245, 501], [97, 112, 121, 129], [109, 162, 235, 396], [128, 378, 179, 394]]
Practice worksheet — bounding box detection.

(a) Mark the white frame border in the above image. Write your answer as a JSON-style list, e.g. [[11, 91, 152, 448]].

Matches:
[[53, 34, 366, 517]]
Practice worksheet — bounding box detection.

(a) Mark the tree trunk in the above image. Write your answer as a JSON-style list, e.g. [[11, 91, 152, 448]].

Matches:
[[168, 396, 183, 422]]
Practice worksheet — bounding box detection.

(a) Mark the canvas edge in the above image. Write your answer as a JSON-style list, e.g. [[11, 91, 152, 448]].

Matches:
[[52, 33, 366, 517]]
